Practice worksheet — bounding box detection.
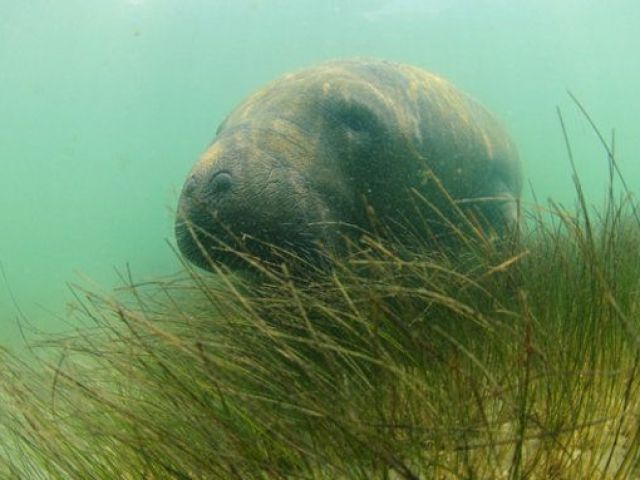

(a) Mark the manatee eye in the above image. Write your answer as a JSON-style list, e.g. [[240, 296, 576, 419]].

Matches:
[[340, 104, 376, 133]]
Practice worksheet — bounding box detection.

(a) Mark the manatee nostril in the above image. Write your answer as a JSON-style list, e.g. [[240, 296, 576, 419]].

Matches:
[[209, 171, 233, 195]]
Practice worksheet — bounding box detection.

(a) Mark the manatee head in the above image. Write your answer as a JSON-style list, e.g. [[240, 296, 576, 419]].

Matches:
[[175, 59, 522, 271], [175, 63, 405, 270]]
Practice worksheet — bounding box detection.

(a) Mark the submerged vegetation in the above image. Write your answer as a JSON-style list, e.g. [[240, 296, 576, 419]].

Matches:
[[1, 106, 640, 479]]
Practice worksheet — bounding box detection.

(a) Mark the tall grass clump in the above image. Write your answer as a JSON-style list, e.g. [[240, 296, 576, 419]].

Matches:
[[1, 103, 639, 479]]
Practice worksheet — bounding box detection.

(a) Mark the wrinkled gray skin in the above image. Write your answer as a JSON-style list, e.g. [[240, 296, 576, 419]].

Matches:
[[175, 59, 522, 270]]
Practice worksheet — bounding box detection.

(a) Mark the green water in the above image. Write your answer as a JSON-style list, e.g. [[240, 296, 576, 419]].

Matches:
[[1, 0, 638, 348]]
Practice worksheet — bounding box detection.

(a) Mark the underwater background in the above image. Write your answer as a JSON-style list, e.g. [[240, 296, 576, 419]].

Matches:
[[0, 0, 638, 348]]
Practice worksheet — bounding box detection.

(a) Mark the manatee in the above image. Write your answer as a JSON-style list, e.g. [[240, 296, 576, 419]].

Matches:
[[175, 59, 522, 270]]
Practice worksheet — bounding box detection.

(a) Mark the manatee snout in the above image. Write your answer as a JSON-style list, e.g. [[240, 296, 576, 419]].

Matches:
[[176, 169, 234, 266], [175, 140, 334, 270]]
